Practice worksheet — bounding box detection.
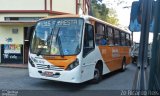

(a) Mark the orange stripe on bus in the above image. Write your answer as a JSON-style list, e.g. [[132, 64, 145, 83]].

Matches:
[[98, 46, 131, 71], [43, 56, 77, 69]]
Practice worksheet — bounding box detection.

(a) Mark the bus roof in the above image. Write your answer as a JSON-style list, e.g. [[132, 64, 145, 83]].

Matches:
[[41, 14, 81, 20], [40, 14, 130, 33], [86, 16, 130, 33]]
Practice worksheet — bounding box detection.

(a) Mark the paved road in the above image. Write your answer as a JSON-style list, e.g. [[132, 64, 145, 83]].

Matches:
[[0, 63, 137, 96]]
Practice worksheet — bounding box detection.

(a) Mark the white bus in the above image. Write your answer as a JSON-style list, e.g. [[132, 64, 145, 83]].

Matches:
[[28, 15, 131, 83]]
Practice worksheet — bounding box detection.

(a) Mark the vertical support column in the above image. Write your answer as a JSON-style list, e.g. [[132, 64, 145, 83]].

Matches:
[[50, 0, 52, 13], [148, 0, 160, 90], [44, 0, 47, 10], [76, 0, 78, 14], [83, 0, 85, 14], [136, 0, 153, 91]]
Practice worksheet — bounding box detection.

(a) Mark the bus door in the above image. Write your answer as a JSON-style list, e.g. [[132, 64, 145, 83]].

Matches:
[[81, 23, 96, 81]]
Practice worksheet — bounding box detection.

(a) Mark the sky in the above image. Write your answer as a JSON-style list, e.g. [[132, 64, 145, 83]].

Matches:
[[103, 0, 134, 26], [103, 0, 153, 43]]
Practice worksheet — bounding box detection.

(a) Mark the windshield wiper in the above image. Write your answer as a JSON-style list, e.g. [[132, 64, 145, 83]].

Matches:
[[56, 28, 64, 57]]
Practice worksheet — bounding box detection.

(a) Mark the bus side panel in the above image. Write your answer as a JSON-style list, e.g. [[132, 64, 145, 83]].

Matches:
[[125, 47, 132, 65], [98, 46, 131, 72], [121, 46, 131, 65], [119, 46, 131, 65], [80, 46, 110, 82], [98, 46, 121, 72]]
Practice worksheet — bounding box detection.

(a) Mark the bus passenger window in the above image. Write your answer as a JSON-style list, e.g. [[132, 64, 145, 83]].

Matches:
[[126, 34, 131, 46], [114, 29, 120, 46], [95, 23, 107, 45], [121, 32, 126, 46], [107, 27, 114, 46], [99, 36, 107, 45]]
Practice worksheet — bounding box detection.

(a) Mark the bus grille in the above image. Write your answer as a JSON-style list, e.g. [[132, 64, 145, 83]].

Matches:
[[36, 64, 64, 71]]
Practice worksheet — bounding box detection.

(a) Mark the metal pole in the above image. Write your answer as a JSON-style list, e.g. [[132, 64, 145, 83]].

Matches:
[[135, 0, 153, 91], [132, 32, 133, 44], [148, 0, 160, 90]]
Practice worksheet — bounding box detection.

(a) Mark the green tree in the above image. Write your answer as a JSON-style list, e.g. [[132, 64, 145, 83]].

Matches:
[[106, 8, 119, 25], [91, 0, 119, 25]]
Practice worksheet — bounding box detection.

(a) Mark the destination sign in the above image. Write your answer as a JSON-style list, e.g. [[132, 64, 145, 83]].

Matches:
[[56, 20, 78, 26], [38, 18, 82, 28]]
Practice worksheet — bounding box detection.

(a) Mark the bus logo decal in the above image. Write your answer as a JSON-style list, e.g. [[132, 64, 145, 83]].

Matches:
[[112, 49, 120, 58]]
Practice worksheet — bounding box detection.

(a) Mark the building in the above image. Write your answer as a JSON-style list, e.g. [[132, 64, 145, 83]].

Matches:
[[0, 0, 90, 64]]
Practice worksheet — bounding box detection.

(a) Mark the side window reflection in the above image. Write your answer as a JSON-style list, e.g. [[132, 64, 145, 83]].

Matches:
[[83, 23, 94, 57]]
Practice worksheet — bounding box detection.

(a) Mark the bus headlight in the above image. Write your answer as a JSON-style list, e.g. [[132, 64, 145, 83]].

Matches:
[[29, 57, 35, 67], [66, 59, 79, 70]]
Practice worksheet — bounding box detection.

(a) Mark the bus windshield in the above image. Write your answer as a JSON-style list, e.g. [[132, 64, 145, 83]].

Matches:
[[30, 18, 84, 56]]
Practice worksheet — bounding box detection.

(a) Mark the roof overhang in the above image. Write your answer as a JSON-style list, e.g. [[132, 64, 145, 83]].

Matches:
[[0, 21, 36, 26]]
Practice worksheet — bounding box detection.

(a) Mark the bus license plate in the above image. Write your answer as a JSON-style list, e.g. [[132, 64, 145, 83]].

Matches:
[[44, 71, 53, 77]]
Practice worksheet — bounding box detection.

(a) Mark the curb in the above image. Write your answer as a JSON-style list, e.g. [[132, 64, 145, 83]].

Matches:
[[0, 64, 28, 69]]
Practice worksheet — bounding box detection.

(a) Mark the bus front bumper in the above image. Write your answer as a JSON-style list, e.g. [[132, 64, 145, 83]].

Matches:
[[28, 64, 82, 83]]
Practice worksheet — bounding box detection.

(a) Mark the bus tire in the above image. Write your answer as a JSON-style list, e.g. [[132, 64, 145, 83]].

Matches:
[[121, 57, 126, 71], [91, 65, 102, 84]]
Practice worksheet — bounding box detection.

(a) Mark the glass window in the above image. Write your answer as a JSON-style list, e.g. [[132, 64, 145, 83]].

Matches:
[[126, 34, 131, 46], [9, 17, 19, 20], [121, 32, 126, 46], [114, 29, 120, 46], [107, 27, 114, 45], [95, 23, 107, 45], [31, 18, 84, 56], [105, 26, 108, 38], [5, 17, 42, 21], [84, 24, 94, 48], [83, 24, 94, 57]]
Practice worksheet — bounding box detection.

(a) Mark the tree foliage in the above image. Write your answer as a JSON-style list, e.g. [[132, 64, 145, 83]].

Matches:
[[91, 0, 119, 25], [106, 8, 119, 25]]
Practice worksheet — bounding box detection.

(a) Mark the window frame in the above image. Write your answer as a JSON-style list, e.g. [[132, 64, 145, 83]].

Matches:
[[83, 23, 95, 57], [126, 33, 131, 46], [120, 31, 126, 46], [95, 22, 107, 46], [113, 29, 120, 46], [106, 26, 114, 46]]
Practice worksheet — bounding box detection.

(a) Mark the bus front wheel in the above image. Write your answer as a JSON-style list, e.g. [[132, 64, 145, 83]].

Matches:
[[91, 66, 102, 84]]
